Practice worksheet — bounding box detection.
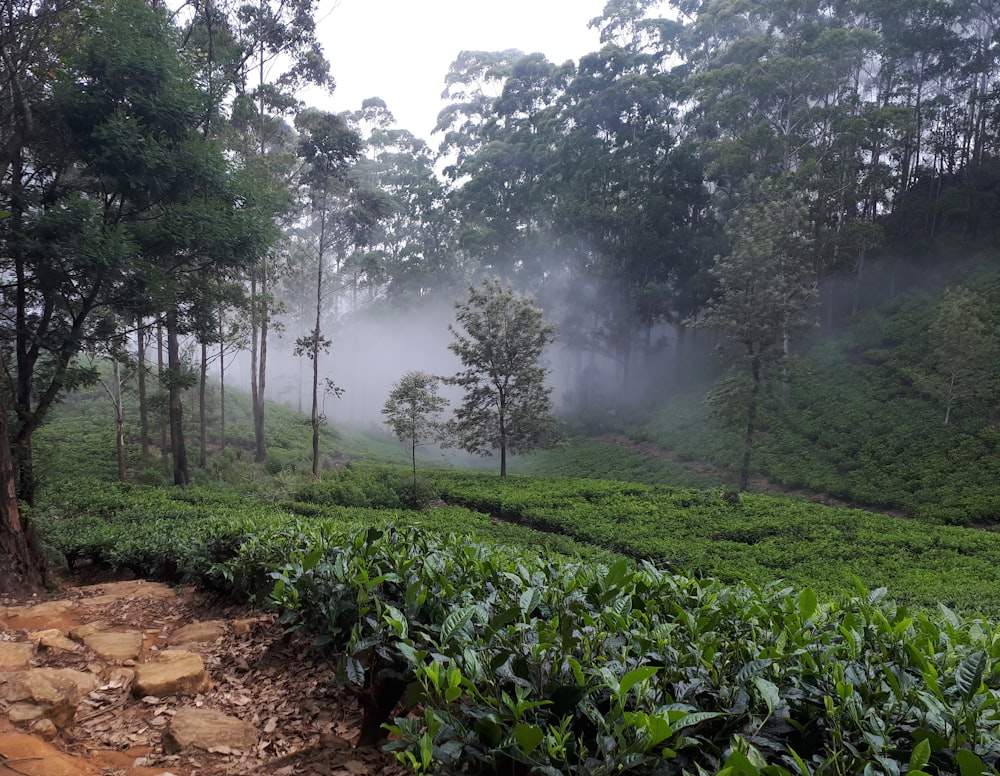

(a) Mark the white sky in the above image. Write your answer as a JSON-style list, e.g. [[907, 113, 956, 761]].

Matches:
[[315, 0, 608, 141]]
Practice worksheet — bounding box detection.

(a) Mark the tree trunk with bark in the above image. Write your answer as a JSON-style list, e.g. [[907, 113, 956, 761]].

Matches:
[[249, 269, 269, 464], [739, 350, 762, 492], [218, 335, 226, 451], [199, 341, 208, 469], [137, 321, 150, 462], [166, 310, 189, 487], [0, 354, 47, 591]]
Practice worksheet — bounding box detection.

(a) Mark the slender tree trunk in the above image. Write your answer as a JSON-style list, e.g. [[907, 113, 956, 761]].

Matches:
[[311, 346, 320, 479], [110, 356, 126, 482], [218, 333, 226, 452], [780, 329, 792, 409], [250, 274, 260, 449], [251, 35, 269, 465], [166, 310, 189, 487], [137, 321, 150, 462], [852, 244, 866, 318], [0, 353, 47, 590], [411, 438, 417, 503], [11, 147, 35, 506], [499, 398, 507, 477], [739, 351, 762, 492], [310, 263, 321, 481], [250, 267, 269, 464], [157, 321, 168, 473], [199, 341, 208, 469], [945, 373, 956, 425], [310, 217, 326, 480]]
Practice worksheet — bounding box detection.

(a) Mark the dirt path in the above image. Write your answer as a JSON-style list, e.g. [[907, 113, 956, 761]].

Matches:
[[0, 571, 408, 776]]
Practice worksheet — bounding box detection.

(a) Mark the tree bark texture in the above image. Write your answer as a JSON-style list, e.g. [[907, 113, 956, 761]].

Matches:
[[166, 310, 189, 487]]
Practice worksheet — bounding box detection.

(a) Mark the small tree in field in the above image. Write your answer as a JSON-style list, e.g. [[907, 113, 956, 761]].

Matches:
[[382, 371, 448, 503], [693, 179, 815, 491], [912, 286, 1000, 424], [445, 278, 557, 476]]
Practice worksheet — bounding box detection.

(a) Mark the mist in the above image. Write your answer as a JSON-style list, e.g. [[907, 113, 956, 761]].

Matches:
[[215, 264, 725, 453]]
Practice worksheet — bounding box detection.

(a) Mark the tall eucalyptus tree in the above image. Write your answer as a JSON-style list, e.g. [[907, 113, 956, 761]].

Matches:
[[227, 0, 332, 464], [0, 0, 80, 584], [693, 179, 816, 491], [347, 99, 454, 302], [293, 108, 362, 479]]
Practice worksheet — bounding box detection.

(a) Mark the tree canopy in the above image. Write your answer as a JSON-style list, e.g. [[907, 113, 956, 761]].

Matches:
[[445, 278, 557, 476]]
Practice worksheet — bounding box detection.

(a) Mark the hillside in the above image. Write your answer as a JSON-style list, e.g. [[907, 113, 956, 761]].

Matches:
[[11, 273, 1000, 773], [605, 271, 1000, 527]]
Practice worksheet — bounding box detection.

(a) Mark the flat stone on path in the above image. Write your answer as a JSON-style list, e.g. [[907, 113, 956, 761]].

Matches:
[[133, 650, 211, 698], [162, 707, 259, 754], [168, 620, 227, 646], [28, 629, 81, 653], [2, 600, 75, 631], [0, 667, 96, 729], [0, 641, 35, 669], [81, 630, 144, 662], [78, 580, 176, 607]]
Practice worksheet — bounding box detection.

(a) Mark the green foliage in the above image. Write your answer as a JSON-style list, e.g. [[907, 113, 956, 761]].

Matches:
[[644, 279, 1000, 526], [383, 371, 448, 505], [382, 372, 448, 448], [445, 277, 557, 475], [518, 437, 722, 488], [292, 466, 404, 509], [32, 459, 1000, 774], [908, 286, 1000, 424], [423, 470, 1000, 614]]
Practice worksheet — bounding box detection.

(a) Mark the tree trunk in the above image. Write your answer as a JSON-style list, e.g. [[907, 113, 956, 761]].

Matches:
[[166, 310, 189, 487], [111, 356, 126, 482], [137, 321, 150, 462], [199, 341, 208, 469], [310, 237, 324, 480], [311, 340, 320, 480], [499, 400, 507, 477], [852, 244, 866, 318], [411, 438, 417, 504], [250, 267, 269, 464], [0, 353, 47, 591], [739, 351, 761, 492], [218, 332, 226, 452], [158, 321, 168, 473], [780, 329, 792, 409], [945, 372, 956, 425]]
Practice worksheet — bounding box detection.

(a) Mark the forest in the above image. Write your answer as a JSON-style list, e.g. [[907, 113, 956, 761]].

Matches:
[[4, 0, 1000, 773]]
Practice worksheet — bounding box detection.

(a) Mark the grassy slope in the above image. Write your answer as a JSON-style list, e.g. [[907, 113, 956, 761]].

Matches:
[[625, 279, 1000, 526], [424, 470, 1000, 614], [28, 275, 1000, 615]]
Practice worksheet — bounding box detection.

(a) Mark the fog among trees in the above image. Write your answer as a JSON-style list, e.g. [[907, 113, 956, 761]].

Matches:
[[4, 0, 1000, 583]]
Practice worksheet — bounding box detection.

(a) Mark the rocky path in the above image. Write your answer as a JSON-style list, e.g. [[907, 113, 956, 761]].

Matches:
[[0, 575, 409, 776]]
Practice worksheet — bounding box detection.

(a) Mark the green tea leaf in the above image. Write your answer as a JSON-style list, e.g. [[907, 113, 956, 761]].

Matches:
[[345, 657, 364, 685], [955, 650, 987, 704], [519, 588, 541, 617], [636, 712, 674, 746], [753, 677, 781, 714], [736, 659, 773, 684], [672, 710, 725, 730], [513, 722, 544, 756], [721, 749, 760, 775], [909, 738, 931, 772], [796, 588, 817, 620], [619, 666, 659, 697], [441, 605, 477, 645], [604, 558, 630, 591], [956, 748, 988, 776]]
